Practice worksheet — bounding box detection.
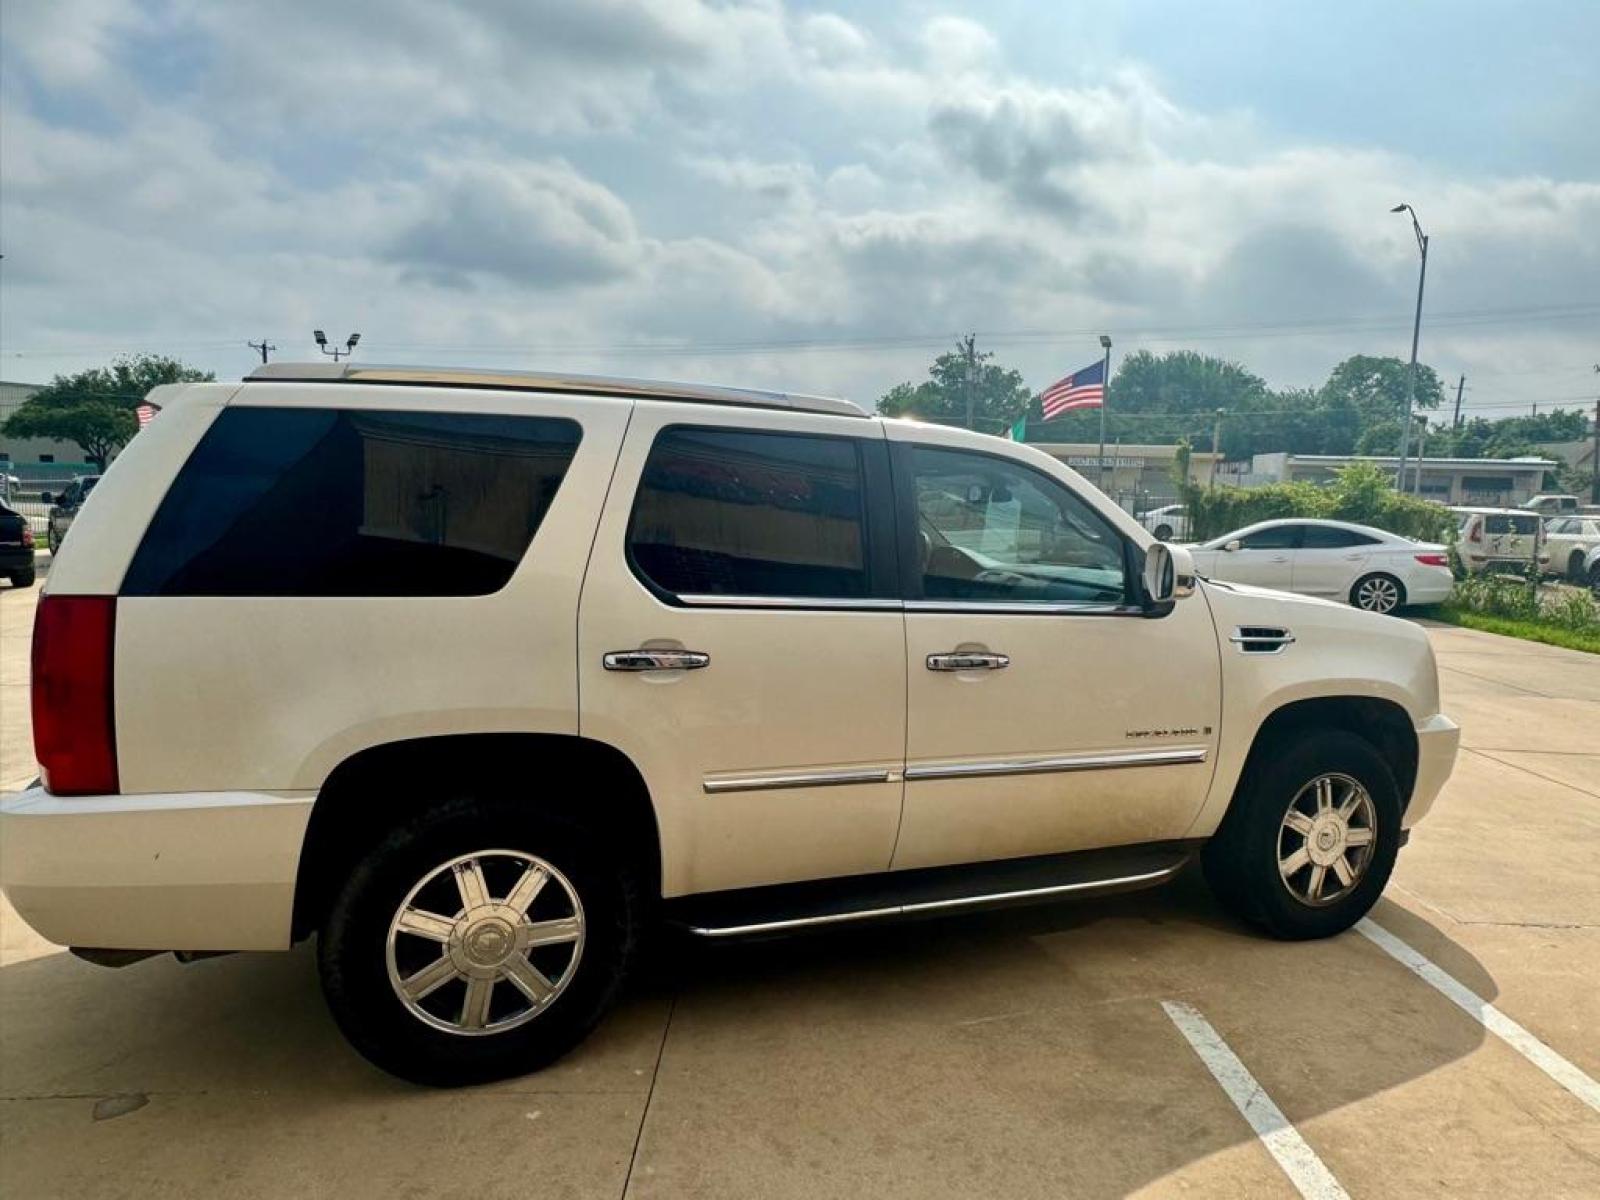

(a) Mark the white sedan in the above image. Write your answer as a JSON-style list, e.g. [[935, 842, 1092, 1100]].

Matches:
[[1186, 518, 1453, 614], [1138, 504, 1189, 541]]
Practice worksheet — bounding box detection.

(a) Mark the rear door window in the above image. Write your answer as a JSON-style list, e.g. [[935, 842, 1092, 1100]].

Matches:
[[1301, 526, 1381, 549], [123, 407, 581, 597], [627, 426, 877, 600]]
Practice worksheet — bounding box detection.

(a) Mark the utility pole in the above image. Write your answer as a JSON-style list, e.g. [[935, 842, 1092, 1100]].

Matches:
[[1452, 374, 1465, 428], [1210, 408, 1225, 485], [1097, 333, 1113, 489], [1391, 204, 1429, 494], [248, 339, 277, 364], [1591, 366, 1599, 505], [960, 334, 978, 430]]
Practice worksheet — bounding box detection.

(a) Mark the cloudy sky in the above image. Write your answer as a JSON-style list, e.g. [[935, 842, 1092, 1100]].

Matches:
[[2, 0, 1597, 418]]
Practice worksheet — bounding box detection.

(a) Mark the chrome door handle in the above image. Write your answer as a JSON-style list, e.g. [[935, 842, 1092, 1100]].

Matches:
[[927, 651, 1010, 672], [603, 649, 710, 672]]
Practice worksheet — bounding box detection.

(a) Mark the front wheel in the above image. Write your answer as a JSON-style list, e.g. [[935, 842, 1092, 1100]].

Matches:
[[1153, 524, 1173, 541], [1203, 730, 1401, 939], [1350, 572, 1404, 614], [318, 796, 644, 1086]]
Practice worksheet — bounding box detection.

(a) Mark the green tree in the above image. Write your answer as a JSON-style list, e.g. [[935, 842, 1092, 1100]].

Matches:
[[2, 354, 214, 466], [876, 339, 1032, 430], [1319, 355, 1445, 422]]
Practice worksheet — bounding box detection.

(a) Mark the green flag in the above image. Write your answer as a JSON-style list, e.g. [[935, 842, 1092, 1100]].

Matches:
[[1007, 416, 1027, 442]]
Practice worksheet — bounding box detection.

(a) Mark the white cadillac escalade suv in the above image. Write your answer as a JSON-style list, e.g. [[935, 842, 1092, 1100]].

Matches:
[[2, 364, 1460, 1085]]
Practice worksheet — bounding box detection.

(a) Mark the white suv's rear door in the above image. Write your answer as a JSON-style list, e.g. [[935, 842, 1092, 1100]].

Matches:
[[578, 404, 906, 898]]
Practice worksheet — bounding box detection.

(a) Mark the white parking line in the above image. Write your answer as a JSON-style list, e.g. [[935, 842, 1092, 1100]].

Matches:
[[1357, 919, 1600, 1114], [1162, 1000, 1351, 1200]]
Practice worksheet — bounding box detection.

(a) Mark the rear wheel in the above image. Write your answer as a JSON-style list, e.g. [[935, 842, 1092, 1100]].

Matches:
[[9, 568, 34, 588], [1569, 550, 1587, 583], [1350, 572, 1404, 614], [1203, 730, 1401, 940], [1153, 524, 1173, 541], [318, 795, 644, 1086]]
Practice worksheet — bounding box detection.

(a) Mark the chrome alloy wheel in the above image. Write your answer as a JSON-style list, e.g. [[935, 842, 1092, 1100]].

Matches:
[[1354, 575, 1401, 613], [385, 850, 585, 1036], [1277, 773, 1377, 907]]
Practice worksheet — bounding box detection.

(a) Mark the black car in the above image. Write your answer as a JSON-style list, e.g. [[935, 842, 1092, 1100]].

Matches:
[[0, 499, 37, 588]]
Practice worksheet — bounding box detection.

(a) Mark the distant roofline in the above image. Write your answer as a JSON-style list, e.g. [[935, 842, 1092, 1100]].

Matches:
[[1273, 452, 1559, 469], [243, 362, 866, 419]]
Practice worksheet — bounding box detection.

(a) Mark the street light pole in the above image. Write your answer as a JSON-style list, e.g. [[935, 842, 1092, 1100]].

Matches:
[[1097, 334, 1113, 490], [1392, 203, 1429, 493]]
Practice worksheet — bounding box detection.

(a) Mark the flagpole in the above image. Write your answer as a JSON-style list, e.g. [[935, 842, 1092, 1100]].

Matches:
[[1096, 334, 1113, 490]]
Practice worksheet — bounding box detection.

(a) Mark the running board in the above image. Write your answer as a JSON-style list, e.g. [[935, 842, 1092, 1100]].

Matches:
[[666, 841, 1198, 939]]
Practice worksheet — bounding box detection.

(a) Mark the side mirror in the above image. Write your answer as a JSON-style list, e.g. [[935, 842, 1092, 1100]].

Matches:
[[1223, 539, 1242, 553], [1143, 543, 1196, 606], [39, 491, 53, 506]]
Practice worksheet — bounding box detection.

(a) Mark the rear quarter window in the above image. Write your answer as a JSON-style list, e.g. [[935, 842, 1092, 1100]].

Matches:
[[122, 407, 581, 597]]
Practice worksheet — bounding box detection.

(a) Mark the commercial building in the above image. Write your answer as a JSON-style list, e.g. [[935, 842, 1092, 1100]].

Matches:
[[1027, 441, 1221, 510], [1239, 452, 1559, 506]]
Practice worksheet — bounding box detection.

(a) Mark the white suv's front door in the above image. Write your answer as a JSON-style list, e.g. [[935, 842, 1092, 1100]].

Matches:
[[888, 430, 1222, 871], [579, 404, 906, 897]]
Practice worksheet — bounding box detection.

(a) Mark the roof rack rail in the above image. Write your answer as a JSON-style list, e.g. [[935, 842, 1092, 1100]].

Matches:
[[243, 362, 866, 418]]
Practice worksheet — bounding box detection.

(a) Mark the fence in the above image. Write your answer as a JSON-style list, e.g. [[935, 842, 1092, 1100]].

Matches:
[[1, 466, 83, 535]]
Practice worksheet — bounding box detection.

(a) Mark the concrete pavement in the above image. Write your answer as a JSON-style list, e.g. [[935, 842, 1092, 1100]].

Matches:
[[2, 574, 1596, 1198]]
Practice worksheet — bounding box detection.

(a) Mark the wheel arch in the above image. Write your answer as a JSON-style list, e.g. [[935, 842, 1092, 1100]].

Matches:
[[1232, 696, 1418, 820], [291, 733, 661, 942]]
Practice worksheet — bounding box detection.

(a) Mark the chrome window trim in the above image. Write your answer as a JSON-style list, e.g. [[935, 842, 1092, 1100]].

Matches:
[[903, 600, 1138, 616], [684, 861, 1187, 937], [702, 767, 895, 794], [904, 745, 1208, 782], [677, 594, 903, 611]]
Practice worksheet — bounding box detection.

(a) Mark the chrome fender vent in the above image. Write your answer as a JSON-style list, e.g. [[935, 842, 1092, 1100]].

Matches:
[[1229, 626, 1295, 654]]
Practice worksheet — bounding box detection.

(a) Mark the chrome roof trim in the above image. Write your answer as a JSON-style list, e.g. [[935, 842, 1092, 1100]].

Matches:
[[243, 362, 867, 418]]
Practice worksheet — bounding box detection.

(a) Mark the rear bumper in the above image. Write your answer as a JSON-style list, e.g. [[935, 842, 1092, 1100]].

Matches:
[[0, 786, 313, 952], [1404, 571, 1454, 606], [0, 547, 34, 572], [1404, 713, 1460, 828]]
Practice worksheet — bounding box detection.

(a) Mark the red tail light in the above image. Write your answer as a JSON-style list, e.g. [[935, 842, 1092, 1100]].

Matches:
[[31, 595, 118, 795], [1414, 553, 1449, 567], [21, 527, 34, 548]]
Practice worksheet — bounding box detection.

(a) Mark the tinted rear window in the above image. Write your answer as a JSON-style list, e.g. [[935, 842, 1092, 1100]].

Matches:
[[1301, 525, 1381, 548], [627, 427, 868, 599], [1485, 514, 1537, 535], [123, 407, 580, 597]]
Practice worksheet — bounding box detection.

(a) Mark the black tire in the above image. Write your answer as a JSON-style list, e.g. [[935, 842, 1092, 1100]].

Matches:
[[1569, 551, 1586, 583], [45, 525, 58, 554], [318, 794, 645, 1087], [1350, 572, 1405, 614], [1589, 561, 1600, 596], [1202, 730, 1401, 940], [1153, 524, 1173, 541], [9, 568, 35, 588]]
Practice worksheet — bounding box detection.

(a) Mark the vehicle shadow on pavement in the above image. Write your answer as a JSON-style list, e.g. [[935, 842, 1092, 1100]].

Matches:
[[0, 869, 1497, 1199]]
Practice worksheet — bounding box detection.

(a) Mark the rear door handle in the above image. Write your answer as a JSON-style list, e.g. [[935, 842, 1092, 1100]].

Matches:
[[927, 651, 1010, 672], [603, 650, 710, 672]]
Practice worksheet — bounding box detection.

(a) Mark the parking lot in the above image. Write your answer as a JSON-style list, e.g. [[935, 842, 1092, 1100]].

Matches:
[[2, 564, 1596, 1199]]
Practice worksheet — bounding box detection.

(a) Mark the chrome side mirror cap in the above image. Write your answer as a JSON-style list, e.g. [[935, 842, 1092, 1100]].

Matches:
[[1143, 542, 1196, 605]]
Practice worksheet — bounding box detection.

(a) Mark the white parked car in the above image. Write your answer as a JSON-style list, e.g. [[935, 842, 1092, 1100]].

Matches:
[[1542, 515, 1600, 582], [1187, 518, 1453, 614], [1, 363, 1459, 1086], [1139, 503, 1189, 541]]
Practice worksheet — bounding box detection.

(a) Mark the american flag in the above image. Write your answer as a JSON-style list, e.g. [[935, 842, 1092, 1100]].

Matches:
[[1040, 359, 1105, 420], [135, 404, 158, 429]]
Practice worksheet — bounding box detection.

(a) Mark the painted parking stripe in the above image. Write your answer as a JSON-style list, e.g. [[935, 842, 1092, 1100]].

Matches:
[[1162, 1000, 1351, 1200], [1357, 919, 1600, 1114]]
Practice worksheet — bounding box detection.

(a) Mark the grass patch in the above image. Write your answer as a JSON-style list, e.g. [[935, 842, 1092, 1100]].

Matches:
[[1431, 604, 1600, 655]]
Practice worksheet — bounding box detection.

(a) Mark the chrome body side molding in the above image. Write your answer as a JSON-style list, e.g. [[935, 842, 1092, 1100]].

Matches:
[[703, 767, 894, 795], [904, 745, 1208, 782]]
